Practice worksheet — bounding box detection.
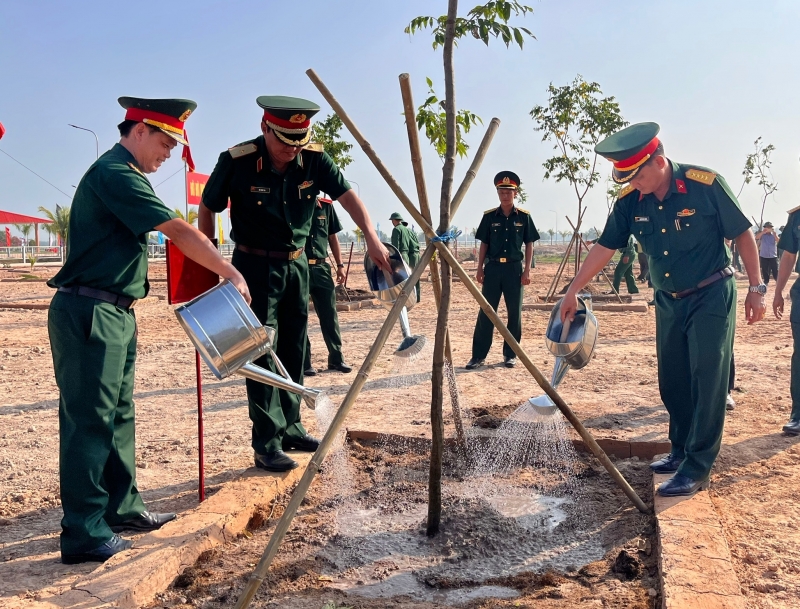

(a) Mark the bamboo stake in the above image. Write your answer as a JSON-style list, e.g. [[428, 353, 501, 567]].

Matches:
[[304, 69, 649, 515], [544, 231, 577, 303], [566, 216, 622, 304], [234, 244, 436, 609]]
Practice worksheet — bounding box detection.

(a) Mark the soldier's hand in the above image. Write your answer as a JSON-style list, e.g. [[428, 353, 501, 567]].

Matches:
[[227, 271, 252, 305], [745, 291, 766, 325], [774, 292, 785, 319], [368, 242, 392, 272], [476, 268, 485, 284], [521, 269, 531, 286], [560, 291, 578, 323], [336, 265, 346, 284]]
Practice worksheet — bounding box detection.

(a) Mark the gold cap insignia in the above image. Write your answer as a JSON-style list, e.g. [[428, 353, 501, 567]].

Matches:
[[289, 113, 307, 124], [178, 109, 192, 122], [502, 177, 510, 184]]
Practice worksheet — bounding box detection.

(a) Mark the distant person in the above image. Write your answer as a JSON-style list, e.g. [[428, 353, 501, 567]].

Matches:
[[47, 98, 251, 564], [390, 212, 421, 301], [466, 171, 539, 370], [636, 239, 650, 284], [560, 122, 765, 498], [755, 222, 779, 284], [611, 235, 639, 295], [303, 197, 352, 376], [771, 206, 800, 436]]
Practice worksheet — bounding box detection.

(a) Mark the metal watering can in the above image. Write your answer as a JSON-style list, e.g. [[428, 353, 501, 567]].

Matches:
[[525, 295, 598, 417], [364, 242, 426, 358], [174, 281, 323, 410]]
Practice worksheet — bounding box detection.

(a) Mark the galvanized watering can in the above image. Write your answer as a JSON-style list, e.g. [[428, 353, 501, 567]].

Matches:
[[525, 295, 598, 416], [364, 242, 426, 358], [174, 281, 323, 409]]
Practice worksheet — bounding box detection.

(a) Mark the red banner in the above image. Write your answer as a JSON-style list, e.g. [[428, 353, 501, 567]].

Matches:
[[4, 227, 10, 246], [186, 172, 209, 205]]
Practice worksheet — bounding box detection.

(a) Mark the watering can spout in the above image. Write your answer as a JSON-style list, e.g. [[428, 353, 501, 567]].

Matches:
[[237, 363, 322, 410]]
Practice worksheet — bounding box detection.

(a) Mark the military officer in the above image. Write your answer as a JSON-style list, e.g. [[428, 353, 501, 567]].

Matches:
[[611, 235, 639, 294], [771, 205, 800, 435], [560, 122, 765, 497], [390, 212, 421, 300], [48, 98, 250, 564], [199, 96, 389, 473], [303, 196, 352, 376], [466, 171, 539, 369]]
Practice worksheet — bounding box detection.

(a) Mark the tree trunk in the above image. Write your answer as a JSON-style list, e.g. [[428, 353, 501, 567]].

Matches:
[[427, 0, 458, 537]]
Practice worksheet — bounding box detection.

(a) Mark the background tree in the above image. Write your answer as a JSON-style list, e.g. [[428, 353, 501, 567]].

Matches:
[[739, 137, 777, 230], [173, 207, 199, 226], [515, 183, 528, 206], [352, 227, 364, 249], [547, 227, 555, 244], [13, 223, 32, 245], [311, 114, 354, 171], [406, 0, 534, 536], [605, 178, 623, 217], [37, 205, 70, 245]]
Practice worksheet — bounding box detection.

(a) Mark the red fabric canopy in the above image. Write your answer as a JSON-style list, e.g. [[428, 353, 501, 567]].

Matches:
[[0, 210, 53, 224]]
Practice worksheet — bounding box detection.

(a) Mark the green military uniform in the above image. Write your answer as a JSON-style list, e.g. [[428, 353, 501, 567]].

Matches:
[[597, 123, 750, 482], [471, 201, 539, 361], [47, 96, 194, 555], [390, 213, 421, 300], [202, 99, 350, 456], [612, 235, 639, 294], [776, 207, 800, 427], [304, 198, 346, 370]]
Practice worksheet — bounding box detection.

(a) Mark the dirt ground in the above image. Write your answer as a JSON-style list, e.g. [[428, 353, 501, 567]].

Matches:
[[1, 258, 799, 608]]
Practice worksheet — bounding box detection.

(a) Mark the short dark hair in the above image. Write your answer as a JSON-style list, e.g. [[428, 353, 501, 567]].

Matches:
[[118, 120, 160, 137]]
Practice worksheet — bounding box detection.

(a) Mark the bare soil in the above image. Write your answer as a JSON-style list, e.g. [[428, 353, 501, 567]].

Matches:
[[1, 258, 799, 608]]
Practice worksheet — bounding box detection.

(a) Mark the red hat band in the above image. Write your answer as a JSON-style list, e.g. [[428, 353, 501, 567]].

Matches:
[[613, 137, 660, 172], [125, 108, 185, 137], [262, 110, 311, 134]]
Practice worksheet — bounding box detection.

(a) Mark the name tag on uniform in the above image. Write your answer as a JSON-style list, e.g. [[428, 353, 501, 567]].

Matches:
[[317, 215, 326, 220], [251, 186, 270, 193], [514, 222, 523, 227], [634, 216, 650, 222]]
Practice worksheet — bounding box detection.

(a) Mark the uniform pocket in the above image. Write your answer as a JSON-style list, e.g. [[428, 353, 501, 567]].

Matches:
[[634, 222, 654, 254], [675, 207, 716, 252]]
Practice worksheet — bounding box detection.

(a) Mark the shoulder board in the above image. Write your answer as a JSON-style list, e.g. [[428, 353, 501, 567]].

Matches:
[[787, 204, 800, 214], [516, 207, 530, 215], [303, 142, 324, 153], [617, 184, 635, 199], [127, 162, 144, 176], [484, 207, 497, 215], [228, 143, 258, 158], [685, 168, 717, 185]]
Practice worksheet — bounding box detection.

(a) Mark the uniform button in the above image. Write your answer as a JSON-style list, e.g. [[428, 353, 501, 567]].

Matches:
[[664, 251, 668, 255], [257, 201, 262, 206], [661, 228, 666, 233], [665, 272, 670, 277], [659, 206, 663, 210]]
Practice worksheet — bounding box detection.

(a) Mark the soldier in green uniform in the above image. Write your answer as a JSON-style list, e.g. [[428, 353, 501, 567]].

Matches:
[[390, 212, 421, 300], [560, 123, 765, 497], [303, 196, 352, 376], [48, 98, 250, 564], [611, 235, 639, 294], [199, 96, 389, 473], [771, 204, 800, 435], [466, 171, 539, 370]]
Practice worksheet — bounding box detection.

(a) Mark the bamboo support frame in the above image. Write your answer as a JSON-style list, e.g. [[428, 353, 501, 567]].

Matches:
[[234, 244, 436, 609], [565, 216, 621, 303], [306, 68, 648, 515]]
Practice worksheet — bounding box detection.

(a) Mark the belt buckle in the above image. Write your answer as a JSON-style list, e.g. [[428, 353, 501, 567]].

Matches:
[[499, 257, 507, 263], [289, 249, 302, 261], [670, 292, 679, 299]]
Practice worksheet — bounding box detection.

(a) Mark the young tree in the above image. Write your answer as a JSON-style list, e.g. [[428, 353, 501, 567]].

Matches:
[[415, 77, 482, 160], [37, 205, 70, 245], [406, 0, 534, 536], [13, 223, 32, 245], [605, 178, 623, 217], [311, 114, 354, 171], [739, 137, 777, 230]]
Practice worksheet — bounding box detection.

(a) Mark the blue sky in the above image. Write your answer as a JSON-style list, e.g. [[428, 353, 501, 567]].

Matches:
[[2, 0, 799, 239]]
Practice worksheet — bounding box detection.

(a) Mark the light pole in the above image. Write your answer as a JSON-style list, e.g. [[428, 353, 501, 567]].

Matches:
[[347, 179, 361, 198], [549, 209, 558, 243], [69, 124, 99, 159]]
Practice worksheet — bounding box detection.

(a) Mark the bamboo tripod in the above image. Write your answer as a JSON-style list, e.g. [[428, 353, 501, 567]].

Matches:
[[234, 69, 649, 609]]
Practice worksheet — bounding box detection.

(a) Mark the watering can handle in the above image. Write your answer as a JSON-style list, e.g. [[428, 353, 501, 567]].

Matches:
[[559, 318, 572, 343]]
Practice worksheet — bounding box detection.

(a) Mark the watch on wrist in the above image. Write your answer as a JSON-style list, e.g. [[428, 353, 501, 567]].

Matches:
[[748, 284, 767, 295], [336, 263, 344, 268]]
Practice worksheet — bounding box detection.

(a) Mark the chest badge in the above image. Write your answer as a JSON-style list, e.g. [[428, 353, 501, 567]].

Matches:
[[298, 180, 314, 190], [634, 216, 650, 222], [514, 222, 524, 227], [677, 209, 696, 217], [251, 186, 270, 193]]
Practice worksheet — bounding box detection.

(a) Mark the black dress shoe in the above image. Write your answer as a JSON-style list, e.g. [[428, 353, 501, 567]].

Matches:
[[304, 367, 317, 377], [110, 510, 177, 533], [650, 453, 683, 473], [504, 356, 517, 368], [61, 534, 133, 564], [284, 434, 320, 452], [254, 450, 298, 472], [657, 473, 710, 497], [465, 357, 485, 370], [783, 418, 800, 436], [328, 361, 353, 373]]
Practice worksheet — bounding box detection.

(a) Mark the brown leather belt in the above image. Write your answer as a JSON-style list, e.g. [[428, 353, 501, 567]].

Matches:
[[57, 285, 136, 309], [236, 244, 304, 260], [666, 266, 735, 299]]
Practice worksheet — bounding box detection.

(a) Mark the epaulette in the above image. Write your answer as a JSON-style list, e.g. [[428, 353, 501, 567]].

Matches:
[[618, 183, 635, 199], [228, 142, 258, 158], [303, 142, 324, 153], [484, 207, 498, 215], [516, 207, 530, 215], [685, 168, 716, 185], [127, 162, 144, 176], [787, 204, 800, 214]]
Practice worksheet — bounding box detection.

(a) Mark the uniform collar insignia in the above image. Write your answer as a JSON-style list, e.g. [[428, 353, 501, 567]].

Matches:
[[677, 208, 696, 217], [127, 161, 144, 176], [256, 157, 263, 173], [638, 192, 645, 202], [675, 178, 687, 194]]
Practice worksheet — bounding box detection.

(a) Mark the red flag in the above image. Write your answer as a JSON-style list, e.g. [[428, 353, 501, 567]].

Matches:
[[4, 227, 10, 246], [185, 172, 210, 205], [181, 130, 195, 172], [0, 121, 5, 140]]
